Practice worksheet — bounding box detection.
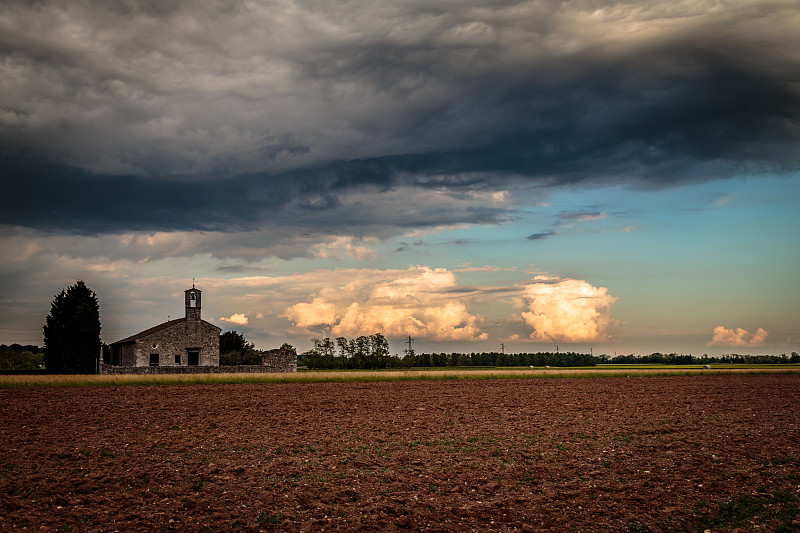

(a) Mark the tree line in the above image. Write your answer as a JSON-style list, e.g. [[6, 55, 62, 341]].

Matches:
[[302, 335, 398, 369], [607, 352, 800, 365], [0, 345, 45, 370], [300, 337, 800, 370], [299, 336, 600, 369], [404, 351, 599, 368]]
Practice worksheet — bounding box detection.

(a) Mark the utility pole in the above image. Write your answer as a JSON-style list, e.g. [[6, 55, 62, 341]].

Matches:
[[500, 342, 505, 354], [556, 345, 559, 355], [406, 335, 414, 353]]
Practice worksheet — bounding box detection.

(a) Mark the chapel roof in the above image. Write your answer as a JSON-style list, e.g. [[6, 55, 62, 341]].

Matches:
[[110, 318, 220, 346]]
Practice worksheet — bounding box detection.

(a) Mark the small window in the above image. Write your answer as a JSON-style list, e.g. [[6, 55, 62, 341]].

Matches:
[[149, 353, 160, 366], [174, 354, 181, 365]]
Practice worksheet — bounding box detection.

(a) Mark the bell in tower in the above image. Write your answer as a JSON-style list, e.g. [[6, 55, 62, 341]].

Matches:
[[185, 285, 202, 322]]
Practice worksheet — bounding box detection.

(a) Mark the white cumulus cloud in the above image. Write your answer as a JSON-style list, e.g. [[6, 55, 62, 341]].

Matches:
[[220, 313, 249, 326], [521, 275, 618, 343], [284, 266, 487, 341], [708, 326, 768, 347]]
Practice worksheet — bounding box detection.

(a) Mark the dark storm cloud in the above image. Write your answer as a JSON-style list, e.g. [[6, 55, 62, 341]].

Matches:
[[0, 155, 282, 232], [1, 0, 799, 237], [527, 231, 557, 241], [0, 154, 511, 234]]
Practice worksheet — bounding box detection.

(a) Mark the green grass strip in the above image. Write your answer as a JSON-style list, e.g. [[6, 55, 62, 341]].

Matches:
[[1, 366, 799, 388]]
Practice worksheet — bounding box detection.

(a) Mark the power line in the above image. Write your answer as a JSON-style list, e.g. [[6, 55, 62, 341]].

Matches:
[[410, 337, 430, 349]]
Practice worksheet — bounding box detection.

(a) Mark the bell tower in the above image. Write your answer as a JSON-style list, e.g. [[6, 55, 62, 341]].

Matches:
[[185, 284, 202, 322]]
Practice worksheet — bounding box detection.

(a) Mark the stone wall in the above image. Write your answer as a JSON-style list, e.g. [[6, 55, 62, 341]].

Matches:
[[99, 349, 296, 374], [113, 343, 137, 367], [99, 364, 288, 375], [260, 348, 298, 373]]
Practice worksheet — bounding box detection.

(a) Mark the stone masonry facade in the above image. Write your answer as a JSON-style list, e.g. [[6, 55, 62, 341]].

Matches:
[[100, 348, 296, 374], [110, 318, 221, 367]]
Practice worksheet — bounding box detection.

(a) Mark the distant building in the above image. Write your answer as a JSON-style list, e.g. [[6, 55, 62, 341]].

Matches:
[[109, 286, 221, 367]]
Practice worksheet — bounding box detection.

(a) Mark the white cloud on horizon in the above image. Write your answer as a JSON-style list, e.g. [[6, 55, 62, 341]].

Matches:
[[521, 275, 618, 343], [283, 266, 488, 341], [708, 326, 768, 347]]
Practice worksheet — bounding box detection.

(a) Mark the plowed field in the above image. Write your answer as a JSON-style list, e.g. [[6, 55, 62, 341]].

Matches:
[[2, 375, 799, 531]]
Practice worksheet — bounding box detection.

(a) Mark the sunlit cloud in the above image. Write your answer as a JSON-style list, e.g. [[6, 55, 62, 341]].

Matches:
[[454, 265, 518, 273], [284, 299, 337, 329], [311, 236, 378, 260], [466, 189, 508, 203], [220, 313, 249, 326], [708, 326, 768, 347], [284, 266, 487, 341], [521, 275, 618, 343], [87, 262, 126, 273]]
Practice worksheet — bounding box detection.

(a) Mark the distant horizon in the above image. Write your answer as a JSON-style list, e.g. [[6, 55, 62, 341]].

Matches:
[[4, 336, 799, 360], [5, 311, 799, 360]]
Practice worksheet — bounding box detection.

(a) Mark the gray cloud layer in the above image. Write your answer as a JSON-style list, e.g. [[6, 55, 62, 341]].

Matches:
[[2, 0, 799, 238]]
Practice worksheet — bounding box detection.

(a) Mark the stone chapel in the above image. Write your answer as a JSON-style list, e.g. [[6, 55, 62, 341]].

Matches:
[[109, 285, 221, 367]]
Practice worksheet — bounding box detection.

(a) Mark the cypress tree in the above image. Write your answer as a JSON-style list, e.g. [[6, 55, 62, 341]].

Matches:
[[43, 280, 101, 373]]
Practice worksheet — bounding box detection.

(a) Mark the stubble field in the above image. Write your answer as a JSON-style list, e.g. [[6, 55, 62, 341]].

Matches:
[[1, 374, 799, 531]]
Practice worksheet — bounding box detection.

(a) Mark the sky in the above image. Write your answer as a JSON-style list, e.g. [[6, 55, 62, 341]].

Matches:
[[1, 0, 799, 357]]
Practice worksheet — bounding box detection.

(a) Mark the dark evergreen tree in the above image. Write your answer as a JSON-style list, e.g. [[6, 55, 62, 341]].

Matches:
[[43, 280, 101, 373]]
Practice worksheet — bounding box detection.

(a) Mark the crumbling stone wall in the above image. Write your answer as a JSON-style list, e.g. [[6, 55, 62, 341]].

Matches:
[[260, 348, 298, 373]]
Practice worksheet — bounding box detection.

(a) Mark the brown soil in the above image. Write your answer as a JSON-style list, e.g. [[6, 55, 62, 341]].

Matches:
[[1, 375, 799, 532]]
